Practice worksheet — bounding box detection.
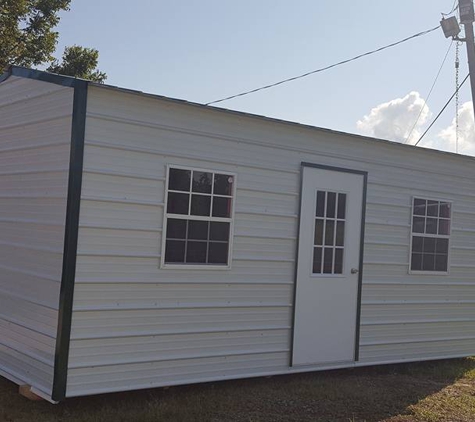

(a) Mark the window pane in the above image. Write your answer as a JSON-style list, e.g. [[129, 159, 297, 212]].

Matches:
[[436, 238, 449, 254], [316, 191, 325, 217], [212, 197, 232, 218], [336, 221, 345, 246], [326, 192, 336, 218], [334, 249, 343, 274], [169, 168, 191, 191], [422, 254, 435, 271], [423, 237, 436, 253], [426, 218, 438, 234], [435, 254, 448, 272], [337, 193, 346, 219], [191, 194, 211, 216], [214, 174, 234, 196], [192, 171, 212, 193], [208, 242, 229, 264], [413, 217, 425, 233], [313, 247, 323, 273], [439, 202, 451, 218], [323, 248, 333, 274], [210, 222, 230, 241], [167, 219, 187, 239], [186, 241, 207, 263], [412, 236, 423, 252], [165, 240, 185, 263], [325, 220, 335, 246], [427, 200, 439, 217], [411, 253, 422, 271], [438, 219, 450, 235], [167, 192, 189, 215], [413, 198, 426, 216], [188, 220, 209, 240], [314, 219, 324, 246]]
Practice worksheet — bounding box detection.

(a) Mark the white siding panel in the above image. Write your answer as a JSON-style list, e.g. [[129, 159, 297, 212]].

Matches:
[[0, 76, 73, 397], [67, 85, 475, 397]]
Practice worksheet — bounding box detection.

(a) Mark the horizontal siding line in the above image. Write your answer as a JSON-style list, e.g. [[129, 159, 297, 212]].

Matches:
[[0, 240, 63, 254], [0, 338, 54, 367], [362, 299, 475, 305], [0, 85, 68, 111], [368, 181, 475, 201], [365, 219, 410, 228], [363, 261, 407, 266], [87, 112, 475, 182], [78, 224, 162, 233], [360, 336, 475, 347], [86, 139, 300, 176], [83, 168, 165, 182], [454, 209, 475, 217], [70, 326, 291, 341], [236, 234, 297, 241], [0, 262, 60, 285], [451, 246, 475, 251], [82, 195, 164, 207], [361, 318, 475, 326], [0, 217, 65, 227], [68, 347, 290, 370], [451, 264, 475, 269], [0, 113, 72, 133], [235, 257, 294, 263], [0, 286, 59, 311], [365, 240, 407, 247], [363, 281, 475, 286], [236, 210, 298, 219], [0, 194, 65, 200], [0, 366, 51, 399], [0, 314, 56, 339], [73, 303, 292, 312], [453, 227, 475, 234], [0, 168, 69, 178], [366, 201, 409, 209], [0, 140, 68, 155], [74, 279, 293, 285]]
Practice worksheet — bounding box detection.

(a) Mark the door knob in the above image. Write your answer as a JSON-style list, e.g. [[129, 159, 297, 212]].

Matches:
[[351, 268, 359, 274]]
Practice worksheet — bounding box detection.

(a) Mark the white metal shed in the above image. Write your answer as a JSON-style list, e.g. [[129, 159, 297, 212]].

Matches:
[[1, 66, 474, 403]]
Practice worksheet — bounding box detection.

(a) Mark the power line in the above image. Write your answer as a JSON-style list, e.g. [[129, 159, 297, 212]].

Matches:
[[441, 0, 458, 16], [206, 26, 440, 106], [404, 40, 454, 144], [414, 73, 469, 146]]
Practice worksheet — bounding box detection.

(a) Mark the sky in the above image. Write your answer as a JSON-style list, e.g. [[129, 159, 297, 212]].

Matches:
[[52, 0, 474, 156]]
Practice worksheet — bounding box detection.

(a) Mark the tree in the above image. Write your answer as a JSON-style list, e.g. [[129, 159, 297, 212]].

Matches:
[[47, 45, 107, 83], [0, 0, 106, 82], [0, 0, 71, 70]]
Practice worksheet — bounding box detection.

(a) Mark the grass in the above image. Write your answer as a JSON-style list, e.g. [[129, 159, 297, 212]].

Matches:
[[1, 358, 475, 422]]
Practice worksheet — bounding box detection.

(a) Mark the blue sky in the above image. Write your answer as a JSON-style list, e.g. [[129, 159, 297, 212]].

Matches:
[[53, 1, 474, 155]]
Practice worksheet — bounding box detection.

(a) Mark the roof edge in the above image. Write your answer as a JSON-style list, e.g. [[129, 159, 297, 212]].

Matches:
[[1, 65, 88, 88]]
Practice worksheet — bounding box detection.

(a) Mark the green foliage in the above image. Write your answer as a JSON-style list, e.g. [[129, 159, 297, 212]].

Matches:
[[47, 45, 107, 83], [0, 0, 71, 70], [1, 1, 107, 82]]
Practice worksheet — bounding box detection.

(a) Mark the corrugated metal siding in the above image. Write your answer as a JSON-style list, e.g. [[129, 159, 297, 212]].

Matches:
[[68, 85, 475, 397], [0, 76, 73, 396]]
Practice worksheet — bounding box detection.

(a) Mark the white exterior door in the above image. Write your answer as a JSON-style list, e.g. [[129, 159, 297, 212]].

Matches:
[[292, 165, 365, 366]]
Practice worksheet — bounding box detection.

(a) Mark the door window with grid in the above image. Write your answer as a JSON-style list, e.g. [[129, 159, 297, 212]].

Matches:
[[410, 198, 451, 273], [313, 190, 347, 275], [162, 166, 235, 267]]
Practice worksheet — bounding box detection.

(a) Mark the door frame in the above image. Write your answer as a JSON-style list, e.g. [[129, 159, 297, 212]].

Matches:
[[290, 162, 368, 367]]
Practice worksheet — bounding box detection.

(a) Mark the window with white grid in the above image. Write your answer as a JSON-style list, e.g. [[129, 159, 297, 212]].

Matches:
[[162, 166, 235, 267], [410, 198, 451, 273]]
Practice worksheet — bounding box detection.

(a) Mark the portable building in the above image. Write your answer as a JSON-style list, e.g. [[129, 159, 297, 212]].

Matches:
[[1, 66, 474, 403]]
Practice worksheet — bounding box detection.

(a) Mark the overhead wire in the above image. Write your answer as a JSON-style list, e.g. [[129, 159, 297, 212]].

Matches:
[[414, 73, 469, 146], [404, 39, 454, 144], [205, 26, 440, 106], [441, 0, 458, 16]]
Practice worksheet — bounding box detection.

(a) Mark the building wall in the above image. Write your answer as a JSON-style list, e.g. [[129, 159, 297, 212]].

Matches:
[[0, 76, 73, 397], [67, 85, 475, 397]]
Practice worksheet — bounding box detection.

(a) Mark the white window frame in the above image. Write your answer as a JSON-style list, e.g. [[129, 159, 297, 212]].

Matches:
[[160, 164, 237, 270], [409, 196, 452, 276]]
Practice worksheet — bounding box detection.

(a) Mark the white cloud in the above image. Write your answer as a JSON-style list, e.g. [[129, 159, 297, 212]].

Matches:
[[356, 92, 430, 144], [431, 101, 475, 155]]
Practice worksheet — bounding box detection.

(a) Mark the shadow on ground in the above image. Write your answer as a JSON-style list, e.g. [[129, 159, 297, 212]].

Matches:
[[1, 358, 474, 422]]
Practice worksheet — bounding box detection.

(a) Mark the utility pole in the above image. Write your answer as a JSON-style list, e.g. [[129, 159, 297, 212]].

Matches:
[[459, 0, 475, 122]]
